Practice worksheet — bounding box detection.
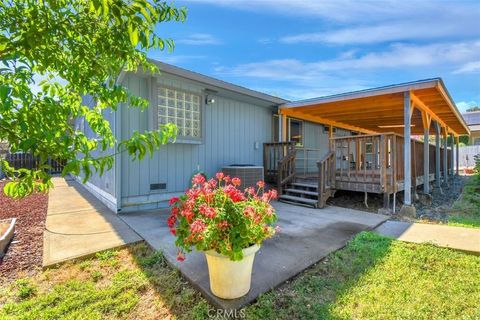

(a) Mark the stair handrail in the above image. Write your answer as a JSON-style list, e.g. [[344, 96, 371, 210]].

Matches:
[[277, 144, 297, 194], [316, 151, 335, 208]]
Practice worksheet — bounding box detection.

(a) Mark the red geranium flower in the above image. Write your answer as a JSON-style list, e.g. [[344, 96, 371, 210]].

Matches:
[[177, 252, 185, 262], [232, 177, 241, 186], [244, 187, 255, 195], [169, 169, 278, 261], [169, 197, 180, 206], [181, 209, 194, 222], [190, 219, 206, 234], [167, 215, 176, 228], [192, 173, 206, 186], [199, 204, 217, 219]]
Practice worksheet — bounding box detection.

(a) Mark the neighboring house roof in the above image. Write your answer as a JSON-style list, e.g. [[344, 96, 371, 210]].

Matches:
[[462, 111, 480, 127], [469, 124, 480, 132], [146, 59, 288, 106]]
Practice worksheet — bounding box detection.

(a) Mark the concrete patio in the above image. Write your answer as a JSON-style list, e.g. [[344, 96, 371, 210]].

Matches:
[[43, 177, 142, 266], [375, 220, 480, 254], [120, 201, 388, 310]]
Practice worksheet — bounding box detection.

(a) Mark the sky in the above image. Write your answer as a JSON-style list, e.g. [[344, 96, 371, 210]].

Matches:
[[150, 0, 480, 112]]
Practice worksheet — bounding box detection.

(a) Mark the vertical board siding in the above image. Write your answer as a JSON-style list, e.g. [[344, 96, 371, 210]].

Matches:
[[78, 95, 116, 197], [120, 73, 273, 205]]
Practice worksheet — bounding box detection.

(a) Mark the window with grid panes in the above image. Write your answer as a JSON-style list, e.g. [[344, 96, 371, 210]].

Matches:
[[158, 87, 201, 139]]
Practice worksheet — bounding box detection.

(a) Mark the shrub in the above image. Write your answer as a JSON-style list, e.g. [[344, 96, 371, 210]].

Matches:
[[168, 173, 279, 261]]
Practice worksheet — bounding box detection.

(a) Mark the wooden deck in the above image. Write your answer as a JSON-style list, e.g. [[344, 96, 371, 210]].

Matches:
[[264, 133, 452, 208]]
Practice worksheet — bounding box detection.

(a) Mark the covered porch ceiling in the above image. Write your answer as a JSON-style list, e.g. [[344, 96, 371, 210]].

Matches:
[[280, 78, 470, 137]]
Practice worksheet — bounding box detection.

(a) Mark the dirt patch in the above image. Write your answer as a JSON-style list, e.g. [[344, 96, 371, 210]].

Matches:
[[327, 190, 384, 214], [0, 181, 49, 282], [327, 175, 467, 223]]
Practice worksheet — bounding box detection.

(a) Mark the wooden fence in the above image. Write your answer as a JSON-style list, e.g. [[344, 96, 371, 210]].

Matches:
[[4, 152, 66, 174]]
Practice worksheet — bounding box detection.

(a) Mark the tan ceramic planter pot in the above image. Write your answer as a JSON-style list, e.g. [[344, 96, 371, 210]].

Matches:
[[205, 244, 260, 299]]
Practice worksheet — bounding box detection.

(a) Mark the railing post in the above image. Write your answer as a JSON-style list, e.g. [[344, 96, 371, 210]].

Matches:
[[380, 134, 386, 193], [317, 161, 324, 208]]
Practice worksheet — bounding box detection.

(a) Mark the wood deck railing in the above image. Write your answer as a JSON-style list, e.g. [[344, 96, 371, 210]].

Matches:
[[263, 142, 296, 183], [332, 133, 452, 194], [277, 148, 296, 194], [317, 151, 334, 208], [264, 134, 453, 207]]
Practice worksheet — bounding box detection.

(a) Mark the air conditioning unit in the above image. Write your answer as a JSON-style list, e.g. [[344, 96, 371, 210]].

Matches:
[[222, 165, 264, 189]]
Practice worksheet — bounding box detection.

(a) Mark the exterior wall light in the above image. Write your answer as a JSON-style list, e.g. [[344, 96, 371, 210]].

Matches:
[[205, 95, 215, 105]]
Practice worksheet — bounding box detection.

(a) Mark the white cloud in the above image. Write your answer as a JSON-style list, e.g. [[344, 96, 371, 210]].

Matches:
[[187, 0, 479, 46], [281, 20, 479, 45], [152, 54, 207, 64], [176, 33, 221, 45], [185, 0, 448, 22], [217, 41, 480, 81], [453, 61, 480, 74], [213, 40, 480, 101]]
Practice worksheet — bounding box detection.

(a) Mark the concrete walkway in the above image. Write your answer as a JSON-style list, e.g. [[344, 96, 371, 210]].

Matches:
[[43, 177, 141, 266], [120, 201, 388, 310], [375, 221, 480, 254]]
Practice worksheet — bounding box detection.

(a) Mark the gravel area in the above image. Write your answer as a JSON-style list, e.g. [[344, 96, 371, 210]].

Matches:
[[0, 181, 48, 282], [327, 175, 467, 222], [414, 175, 467, 223]]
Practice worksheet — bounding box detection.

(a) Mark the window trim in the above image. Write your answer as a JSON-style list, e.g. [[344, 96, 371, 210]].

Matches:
[[151, 81, 205, 144], [287, 117, 304, 147], [272, 114, 279, 142]]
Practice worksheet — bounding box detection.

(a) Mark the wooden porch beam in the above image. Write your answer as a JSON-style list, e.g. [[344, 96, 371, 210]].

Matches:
[[435, 83, 470, 135], [279, 108, 377, 135], [410, 91, 458, 136], [280, 113, 287, 142]]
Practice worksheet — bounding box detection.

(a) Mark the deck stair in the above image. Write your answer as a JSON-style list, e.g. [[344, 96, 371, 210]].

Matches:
[[279, 181, 318, 207], [279, 180, 333, 208], [264, 142, 335, 209]]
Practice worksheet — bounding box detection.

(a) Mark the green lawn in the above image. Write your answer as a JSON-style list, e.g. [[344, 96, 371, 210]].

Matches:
[[448, 175, 480, 228], [1, 232, 479, 320]]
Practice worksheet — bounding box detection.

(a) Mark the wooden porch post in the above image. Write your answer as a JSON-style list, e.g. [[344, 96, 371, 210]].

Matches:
[[443, 127, 448, 185], [403, 92, 412, 206], [455, 136, 460, 175], [435, 122, 441, 188], [422, 111, 430, 194], [450, 133, 455, 177], [329, 125, 334, 150], [279, 113, 287, 142]]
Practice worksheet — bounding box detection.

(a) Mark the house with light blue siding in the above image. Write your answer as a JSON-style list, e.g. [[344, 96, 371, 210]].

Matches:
[[79, 59, 349, 212], [79, 59, 468, 214]]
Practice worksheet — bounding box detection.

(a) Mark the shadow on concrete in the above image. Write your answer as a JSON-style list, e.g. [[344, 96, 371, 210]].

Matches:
[[120, 201, 389, 312], [43, 177, 141, 267], [244, 231, 395, 319]]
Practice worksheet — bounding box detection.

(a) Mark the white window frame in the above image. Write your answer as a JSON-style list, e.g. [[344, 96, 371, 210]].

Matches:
[[288, 118, 304, 147]]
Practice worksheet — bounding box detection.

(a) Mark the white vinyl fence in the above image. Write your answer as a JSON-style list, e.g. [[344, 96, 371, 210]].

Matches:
[[456, 145, 480, 168]]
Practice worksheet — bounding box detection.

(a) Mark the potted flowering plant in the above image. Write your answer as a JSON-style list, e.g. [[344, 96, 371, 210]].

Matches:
[[168, 172, 279, 299]]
